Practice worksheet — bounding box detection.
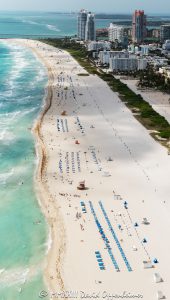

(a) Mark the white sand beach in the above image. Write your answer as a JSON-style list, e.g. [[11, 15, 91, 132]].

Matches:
[[8, 40, 170, 299]]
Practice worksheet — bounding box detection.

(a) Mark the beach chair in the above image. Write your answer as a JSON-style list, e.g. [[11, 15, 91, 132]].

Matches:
[[157, 291, 165, 299], [143, 260, 153, 269], [142, 218, 150, 225]]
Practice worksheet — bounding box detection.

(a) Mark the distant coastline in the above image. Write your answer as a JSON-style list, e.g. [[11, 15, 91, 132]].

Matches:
[[0, 11, 170, 39]]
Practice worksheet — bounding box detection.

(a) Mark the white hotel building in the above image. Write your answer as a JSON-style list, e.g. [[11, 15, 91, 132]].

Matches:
[[109, 57, 148, 72], [108, 23, 127, 45], [109, 58, 137, 71], [88, 41, 111, 52], [99, 50, 129, 65]]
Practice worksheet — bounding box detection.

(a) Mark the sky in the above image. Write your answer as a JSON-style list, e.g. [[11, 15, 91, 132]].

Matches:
[[0, 0, 170, 14]]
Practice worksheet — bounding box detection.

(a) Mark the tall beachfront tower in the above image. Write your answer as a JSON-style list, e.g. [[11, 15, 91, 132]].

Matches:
[[85, 12, 96, 41], [78, 9, 88, 40], [160, 25, 170, 42], [132, 10, 146, 43], [78, 10, 95, 41]]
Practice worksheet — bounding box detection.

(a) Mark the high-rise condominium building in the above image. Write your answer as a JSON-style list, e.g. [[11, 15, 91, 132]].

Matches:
[[108, 23, 128, 47], [132, 10, 146, 43], [85, 12, 96, 41], [78, 9, 88, 40], [78, 9, 95, 41], [160, 25, 170, 43]]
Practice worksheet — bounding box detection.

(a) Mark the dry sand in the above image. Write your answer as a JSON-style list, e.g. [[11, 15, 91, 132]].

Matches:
[[7, 40, 170, 299]]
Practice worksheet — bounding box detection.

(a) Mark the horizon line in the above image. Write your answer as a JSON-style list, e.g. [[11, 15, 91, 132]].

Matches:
[[0, 10, 170, 16]]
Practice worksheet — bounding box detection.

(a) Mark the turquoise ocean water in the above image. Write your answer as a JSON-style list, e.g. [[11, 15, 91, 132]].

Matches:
[[0, 11, 170, 39], [0, 11, 117, 39], [0, 40, 48, 299]]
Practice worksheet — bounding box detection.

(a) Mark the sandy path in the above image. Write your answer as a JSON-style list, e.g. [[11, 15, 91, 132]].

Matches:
[[117, 77, 170, 124]]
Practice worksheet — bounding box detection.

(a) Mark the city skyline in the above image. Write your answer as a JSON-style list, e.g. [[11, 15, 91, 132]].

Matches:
[[0, 0, 170, 14]]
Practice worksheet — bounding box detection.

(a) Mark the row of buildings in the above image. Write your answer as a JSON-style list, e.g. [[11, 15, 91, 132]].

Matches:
[[92, 43, 170, 72], [108, 10, 146, 45], [78, 9, 147, 44], [98, 50, 148, 72], [78, 9, 170, 45], [108, 22, 170, 44], [87, 39, 170, 72], [77, 9, 170, 74]]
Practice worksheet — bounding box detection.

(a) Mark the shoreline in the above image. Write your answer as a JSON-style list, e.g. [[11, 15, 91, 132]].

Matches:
[[4, 39, 170, 299], [30, 44, 66, 292], [0, 39, 58, 296], [10, 39, 66, 293]]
